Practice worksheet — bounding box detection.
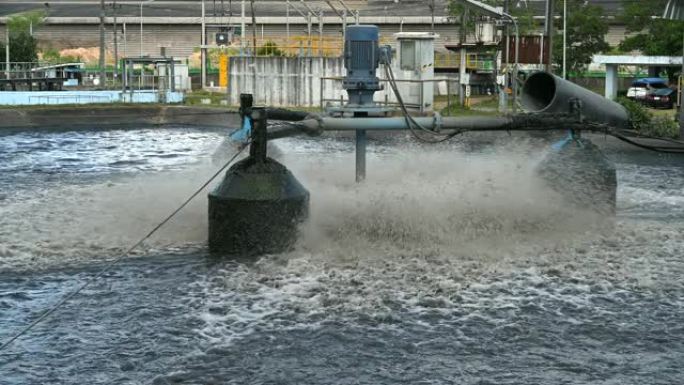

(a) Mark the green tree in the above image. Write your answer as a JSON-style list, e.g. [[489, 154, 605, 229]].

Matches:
[[619, 1, 684, 53], [618, 0, 684, 80], [0, 11, 45, 63], [552, 0, 609, 76], [0, 33, 38, 63]]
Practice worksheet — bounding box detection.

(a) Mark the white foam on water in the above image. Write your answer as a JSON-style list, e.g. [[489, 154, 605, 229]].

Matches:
[[0, 160, 220, 271], [3, 132, 683, 354], [192, 140, 684, 348]]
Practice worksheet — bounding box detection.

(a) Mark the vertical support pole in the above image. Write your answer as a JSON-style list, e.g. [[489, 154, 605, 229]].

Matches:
[[170, 59, 175, 92], [512, 20, 519, 114], [241, 0, 246, 52], [5, 24, 9, 79], [100, 0, 106, 88], [320, 76, 324, 110], [562, 0, 567, 79], [355, 129, 366, 182], [123, 22, 127, 58], [342, 9, 347, 42], [447, 80, 451, 112], [122, 59, 126, 91], [503, 0, 509, 78], [113, 1, 119, 79], [140, 2, 144, 56], [250, 0, 258, 94], [420, 80, 424, 113], [251, 107, 268, 163], [307, 13, 312, 56], [680, 30, 684, 139], [319, 11, 324, 57], [201, 0, 206, 89], [544, 0, 555, 73], [286, 0, 290, 46], [430, 0, 435, 33], [459, 47, 466, 106]]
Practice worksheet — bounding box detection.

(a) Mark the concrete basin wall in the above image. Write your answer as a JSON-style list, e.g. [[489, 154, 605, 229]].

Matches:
[[0, 105, 240, 133], [0, 91, 186, 106]]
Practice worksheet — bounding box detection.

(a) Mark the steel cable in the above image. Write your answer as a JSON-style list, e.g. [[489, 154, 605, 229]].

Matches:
[[0, 142, 250, 353]]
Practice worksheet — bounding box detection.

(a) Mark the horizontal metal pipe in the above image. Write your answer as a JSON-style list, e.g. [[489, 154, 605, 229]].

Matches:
[[299, 116, 515, 132], [266, 113, 602, 140]]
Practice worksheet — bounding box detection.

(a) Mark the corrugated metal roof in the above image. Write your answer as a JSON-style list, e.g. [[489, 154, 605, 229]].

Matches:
[[664, 0, 684, 20]]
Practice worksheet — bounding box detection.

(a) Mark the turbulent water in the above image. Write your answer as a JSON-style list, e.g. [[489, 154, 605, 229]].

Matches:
[[0, 128, 683, 384]]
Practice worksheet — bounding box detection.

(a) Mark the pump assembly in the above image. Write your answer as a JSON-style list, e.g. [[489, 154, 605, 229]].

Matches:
[[207, 24, 682, 256]]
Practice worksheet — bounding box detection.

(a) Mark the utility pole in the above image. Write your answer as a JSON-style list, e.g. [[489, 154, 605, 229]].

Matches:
[[544, 0, 555, 73], [250, 0, 257, 93], [250, 0, 257, 53], [681, 31, 684, 138], [459, 10, 467, 107], [504, 0, 509, 67], [319, 10, 324, 56], [123, 22, 127, 58], [201, 0, 206, 88], [307, 13, 313, 54], [100, 0, 106, 88], [343, 9, 347, 40], [430, 0, 435, 33], [113, 0, 119, 78], [662, 0, 684, 138], [5, 24, 9, 79], [502, 0, 510, 112], [562, 0, 567, 78], [241, 0, 246, 52]]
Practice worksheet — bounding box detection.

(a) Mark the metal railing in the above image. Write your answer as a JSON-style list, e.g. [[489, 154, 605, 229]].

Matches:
[[234, 41, 344, 58], [123, 74, 186, 91], [434, 52, 495, 71], [0, 62, 50, 80]]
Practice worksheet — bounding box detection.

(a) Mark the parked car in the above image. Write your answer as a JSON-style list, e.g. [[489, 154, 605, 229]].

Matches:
[[626, 78, 669, 101], [645, 87, 677, 109]]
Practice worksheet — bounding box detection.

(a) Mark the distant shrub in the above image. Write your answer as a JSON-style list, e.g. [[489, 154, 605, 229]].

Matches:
[[650, 115, 679, 138], [618, 97, 679, 138], [40, 48, 80, 64], [256, 41, 284, 57]]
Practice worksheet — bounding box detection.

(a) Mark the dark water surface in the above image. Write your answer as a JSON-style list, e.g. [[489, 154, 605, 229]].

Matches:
[[0, 129, 683, 384]]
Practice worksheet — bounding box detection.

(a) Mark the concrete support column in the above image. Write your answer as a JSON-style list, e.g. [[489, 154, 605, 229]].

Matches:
[[605, 64, 618, 100], [459, 47, 467, 106]]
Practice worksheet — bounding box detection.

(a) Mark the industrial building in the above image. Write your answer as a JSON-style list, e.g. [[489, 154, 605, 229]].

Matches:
[[0, 1, 632, 59]]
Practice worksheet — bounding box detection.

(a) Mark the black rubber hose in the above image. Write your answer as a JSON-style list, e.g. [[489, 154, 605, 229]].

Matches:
[[265, 108, 313, 122]]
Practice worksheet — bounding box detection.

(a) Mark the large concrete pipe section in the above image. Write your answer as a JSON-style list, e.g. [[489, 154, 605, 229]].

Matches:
[[521, 72, 630, 129]]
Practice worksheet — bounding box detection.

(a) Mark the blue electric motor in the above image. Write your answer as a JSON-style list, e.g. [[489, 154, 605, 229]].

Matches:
[[343, 25, 391, 109]]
